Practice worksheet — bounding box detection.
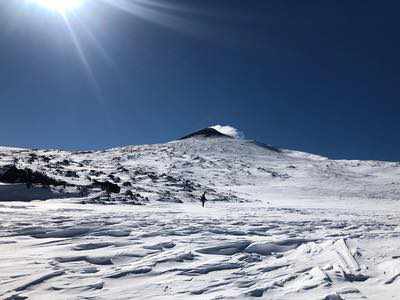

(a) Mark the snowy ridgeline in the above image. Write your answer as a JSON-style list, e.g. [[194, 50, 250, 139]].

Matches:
[[1, 129, 400, 299], [0, 129, 400, 204]]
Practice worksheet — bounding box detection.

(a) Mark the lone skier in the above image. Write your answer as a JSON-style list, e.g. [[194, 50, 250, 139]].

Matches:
[[201, 191, 207, 207]]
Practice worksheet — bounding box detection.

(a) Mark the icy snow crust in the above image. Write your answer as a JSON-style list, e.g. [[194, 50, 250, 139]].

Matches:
[[1, 136, 400, 299]]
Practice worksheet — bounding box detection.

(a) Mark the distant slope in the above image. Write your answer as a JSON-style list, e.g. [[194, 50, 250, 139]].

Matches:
[[0, 127, 399, 203]]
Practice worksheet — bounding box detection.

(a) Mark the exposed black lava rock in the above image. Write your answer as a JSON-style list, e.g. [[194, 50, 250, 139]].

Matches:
[[40, 156, 51, 163], [92, 180, 121, 194], [108, 174, 121, 183], [60, 159, 70, 166], [65, 170, 79, 178], [28, 154, 38, 163], [89, 170, 104, 177], [180, 128, 233, 140], [0, 165, 66, 187], [253, 142, 281, 153]]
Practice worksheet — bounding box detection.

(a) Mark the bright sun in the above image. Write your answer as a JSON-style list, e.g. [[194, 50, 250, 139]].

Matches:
[[32, 0, 85, 13]]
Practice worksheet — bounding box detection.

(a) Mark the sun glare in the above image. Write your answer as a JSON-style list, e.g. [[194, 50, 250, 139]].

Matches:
[[32, 0, 85, 13]]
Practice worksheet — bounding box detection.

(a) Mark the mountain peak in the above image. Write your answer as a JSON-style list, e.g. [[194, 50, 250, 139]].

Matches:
[[179, 127, 234, 140], [180, 125, 243, 140]]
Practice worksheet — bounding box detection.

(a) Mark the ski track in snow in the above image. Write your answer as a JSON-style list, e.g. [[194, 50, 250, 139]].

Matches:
[[1, 135, 400, 299]]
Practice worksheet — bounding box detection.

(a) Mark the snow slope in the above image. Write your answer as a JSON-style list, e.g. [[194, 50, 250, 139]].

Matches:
[[1, 127, 400, 299], [0, 129, 399, 205]]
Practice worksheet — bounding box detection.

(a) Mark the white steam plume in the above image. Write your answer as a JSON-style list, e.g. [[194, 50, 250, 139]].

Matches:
[[210, 125, 244, 139]]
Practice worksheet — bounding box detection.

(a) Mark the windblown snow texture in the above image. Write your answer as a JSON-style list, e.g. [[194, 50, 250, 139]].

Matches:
[[1, 127, 400, 299]]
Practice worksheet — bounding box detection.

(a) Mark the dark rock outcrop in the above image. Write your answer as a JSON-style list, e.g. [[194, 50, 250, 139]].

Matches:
[[180, 128, 233, 140], [92, 180, 121, 194], [0, 165, 66, 187]]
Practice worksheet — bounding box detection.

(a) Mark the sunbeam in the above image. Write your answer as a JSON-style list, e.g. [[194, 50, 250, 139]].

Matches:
[[99, 0, 203, 35], [75, 17, 115, 69], [61, 13, 103, 101]]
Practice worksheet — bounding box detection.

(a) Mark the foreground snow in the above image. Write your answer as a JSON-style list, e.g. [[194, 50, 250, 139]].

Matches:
[[1, 200, 400, 299]]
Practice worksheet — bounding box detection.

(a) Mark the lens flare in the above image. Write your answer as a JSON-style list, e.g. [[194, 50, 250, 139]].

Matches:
[[32, 0, 85, 13]]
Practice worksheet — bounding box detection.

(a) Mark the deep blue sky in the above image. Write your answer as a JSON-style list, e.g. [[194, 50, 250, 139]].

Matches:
[[1, 1, 399, 161]]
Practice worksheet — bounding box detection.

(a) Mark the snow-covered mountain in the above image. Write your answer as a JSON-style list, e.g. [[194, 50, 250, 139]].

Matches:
[[1, 126, 400, 300], [1, 126, 399, 204]]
